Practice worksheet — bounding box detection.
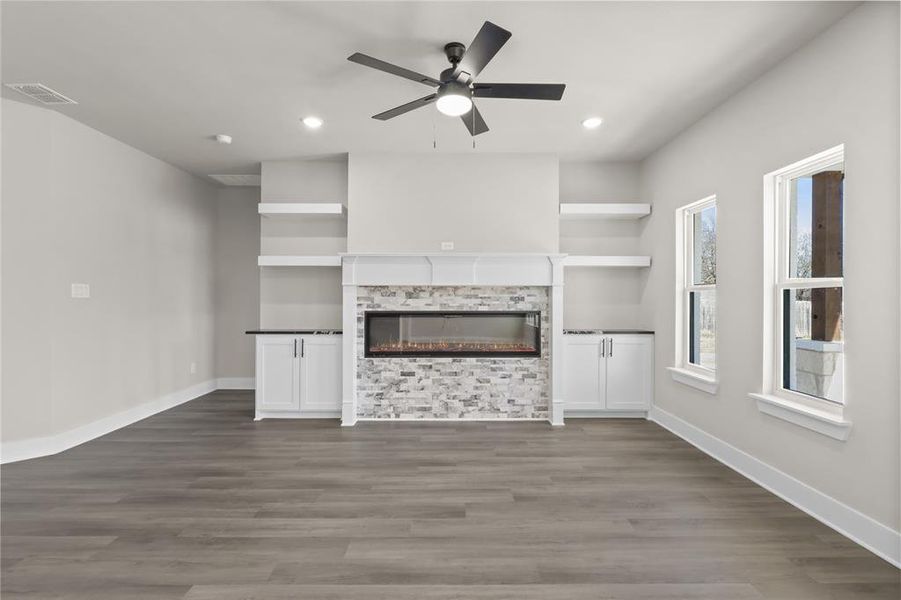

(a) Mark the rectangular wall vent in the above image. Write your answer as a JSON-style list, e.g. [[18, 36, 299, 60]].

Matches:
[[5, 83, 77, 105], [208, 174, 261, 187]]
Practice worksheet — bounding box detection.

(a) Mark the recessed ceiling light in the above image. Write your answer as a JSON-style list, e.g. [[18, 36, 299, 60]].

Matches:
[[302, 116, 324, 129], [214, 134, 232, 144], [581, 117, 603, 129]]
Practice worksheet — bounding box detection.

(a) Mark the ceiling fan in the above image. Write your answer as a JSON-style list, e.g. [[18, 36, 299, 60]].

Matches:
[[347, 21, 566, 136]]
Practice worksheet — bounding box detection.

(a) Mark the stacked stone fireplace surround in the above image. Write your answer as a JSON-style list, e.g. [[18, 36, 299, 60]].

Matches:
[[356, 286, 549, 419]]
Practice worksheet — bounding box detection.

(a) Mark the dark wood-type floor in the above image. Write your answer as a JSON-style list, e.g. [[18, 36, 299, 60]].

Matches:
[[2, 391, 898, 599]]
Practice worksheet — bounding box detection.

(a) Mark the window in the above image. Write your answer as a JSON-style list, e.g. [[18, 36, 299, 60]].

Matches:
[[671, 196, 717, 390], [755, 144, 847, 434], [774, 150, 844, 406]]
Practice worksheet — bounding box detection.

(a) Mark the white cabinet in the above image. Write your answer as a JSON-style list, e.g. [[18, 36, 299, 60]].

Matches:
[[254, 334, 342, 418], [256, 336, 301, 412], [605, 335, 654, 411], [562, 335, 605, 410], [563, 334, 653, 413], [299, 336, 342, 412]]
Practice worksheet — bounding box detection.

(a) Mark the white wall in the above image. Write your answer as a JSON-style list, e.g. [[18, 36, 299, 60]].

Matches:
[[559, 161, 646, 328], [214, 187, 260, 380], [639, 3, 899, 533], [259, 157, 346, 329], [348, 153, 559, 254], [1, 98, 218, 444]]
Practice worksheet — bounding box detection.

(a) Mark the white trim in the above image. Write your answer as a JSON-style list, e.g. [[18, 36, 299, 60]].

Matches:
[[564, 410, 647, 419], [750, 393, 852, 441], [667, 366, 719, 394], [216, 377, 255, 390], [0, 379, 217, 464], [549, 280, 566, 426], [340, 253, 566, 287], [648, 406, 898, 568], [255, 410, 340, 420]]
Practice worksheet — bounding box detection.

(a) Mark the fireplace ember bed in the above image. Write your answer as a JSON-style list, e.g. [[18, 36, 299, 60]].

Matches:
[[364, 311, 541, 358]]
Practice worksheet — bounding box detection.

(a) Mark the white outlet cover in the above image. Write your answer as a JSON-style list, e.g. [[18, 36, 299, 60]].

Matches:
[[71, 283, 90, 298], [190, 362, 197, 374], [441, 241, 454, 250]]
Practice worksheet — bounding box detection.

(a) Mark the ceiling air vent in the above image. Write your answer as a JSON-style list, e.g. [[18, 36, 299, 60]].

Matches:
[[5, 83, 77, 105], [208, 174, 261, 187]]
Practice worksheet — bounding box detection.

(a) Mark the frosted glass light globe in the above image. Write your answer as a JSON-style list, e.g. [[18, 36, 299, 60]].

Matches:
[[436, 93, 473, 117]]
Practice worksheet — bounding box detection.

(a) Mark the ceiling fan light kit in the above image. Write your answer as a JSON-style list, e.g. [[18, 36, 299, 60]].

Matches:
[[436, 81, 473, 116], [347, 21, 566, 136]]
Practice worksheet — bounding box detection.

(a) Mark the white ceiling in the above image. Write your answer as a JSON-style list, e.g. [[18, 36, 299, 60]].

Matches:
[[2, 1, 857, 180]]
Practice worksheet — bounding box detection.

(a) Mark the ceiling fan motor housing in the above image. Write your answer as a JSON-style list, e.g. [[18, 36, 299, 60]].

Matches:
[[443, 42, 466, 65]]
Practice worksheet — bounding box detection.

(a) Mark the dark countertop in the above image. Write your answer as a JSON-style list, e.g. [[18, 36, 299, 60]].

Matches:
[[245, 329, 342, 335], [564, 329, 654, 335]]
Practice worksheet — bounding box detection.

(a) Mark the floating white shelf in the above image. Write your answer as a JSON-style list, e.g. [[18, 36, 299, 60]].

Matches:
[[258, 203, 345, 217], [258, 255, 342, 267], [563, 255, 651, 268], [559, 203, 651, 220]]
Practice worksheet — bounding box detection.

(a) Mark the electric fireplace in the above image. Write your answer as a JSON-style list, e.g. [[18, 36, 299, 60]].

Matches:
[[365, 311, 541, 358]]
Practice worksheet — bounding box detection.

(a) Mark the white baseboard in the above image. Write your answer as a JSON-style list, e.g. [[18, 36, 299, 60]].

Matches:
[[565, 410, 647, 419], [216, 377, 255, 390], [255, 410, 340, 420], [648, 406, 901, 568], [1, 379, 219, 464]]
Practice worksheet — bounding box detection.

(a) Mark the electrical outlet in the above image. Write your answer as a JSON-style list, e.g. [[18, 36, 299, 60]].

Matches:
[[190, 362, 197, 374], [441, 241, 454, 251], [70, 283, 90, 299]]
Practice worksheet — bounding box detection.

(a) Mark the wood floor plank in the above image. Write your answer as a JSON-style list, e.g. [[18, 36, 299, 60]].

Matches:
[[2, 391, 897, 599]]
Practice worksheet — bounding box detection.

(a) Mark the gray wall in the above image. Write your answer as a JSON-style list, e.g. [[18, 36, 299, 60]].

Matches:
[[638, 2, 899, 530], [214, 187, 260, 380], [559, 161, 645, 329], [348, 153, 559, 254], [259, 157, 346, 329], [1, 98, 218, 443]]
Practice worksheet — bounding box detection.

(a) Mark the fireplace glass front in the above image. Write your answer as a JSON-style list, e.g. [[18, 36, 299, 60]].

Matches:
[[365, 311, 541, 358]]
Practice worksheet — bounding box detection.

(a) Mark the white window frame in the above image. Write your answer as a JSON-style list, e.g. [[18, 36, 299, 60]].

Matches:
[[752, 144, 851, 440], [669, 195, 718, 394]]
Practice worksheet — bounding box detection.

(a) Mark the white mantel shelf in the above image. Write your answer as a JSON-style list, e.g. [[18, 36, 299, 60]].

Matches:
[[340, 253, 567, 287]]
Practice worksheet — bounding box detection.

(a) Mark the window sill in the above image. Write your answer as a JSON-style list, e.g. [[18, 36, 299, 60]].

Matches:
[[750, 393, 852, 441], [668, 366, 718, 395]]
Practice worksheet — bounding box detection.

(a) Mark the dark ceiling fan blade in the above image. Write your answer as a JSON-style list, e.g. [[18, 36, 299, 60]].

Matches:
[[456, 21, 512, 80], [472, 83, 566, 100], [372, 94, 437, 120], [348, 53, 440, 87], [460, 103, 489, 136]]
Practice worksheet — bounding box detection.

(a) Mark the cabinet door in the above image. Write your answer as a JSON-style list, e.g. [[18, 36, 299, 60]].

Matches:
[[256, 336, 300, 412], [299, 335, 342, 412], [563, 336, 605, 410], [604, 335, 653, 410]]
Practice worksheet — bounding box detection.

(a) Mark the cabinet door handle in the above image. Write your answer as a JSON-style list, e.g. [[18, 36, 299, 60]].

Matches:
[[600, 338, 606, 358], [609, 337, 614, 358], [294, 339, 297, 358], [301, 339, 305, 358]]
